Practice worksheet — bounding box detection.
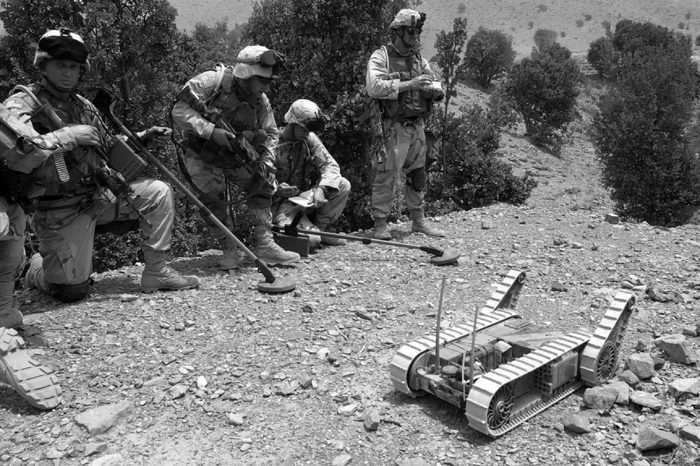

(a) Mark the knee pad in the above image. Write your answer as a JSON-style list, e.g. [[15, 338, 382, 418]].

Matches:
[[406, 168, 428, 193], [49, 280, 91, 303]]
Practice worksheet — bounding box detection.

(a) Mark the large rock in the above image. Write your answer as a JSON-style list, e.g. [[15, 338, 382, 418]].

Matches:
[[654, 334, 697, 364], [668, 377, 700, 398], [583, 386, 618, 410], [626, 353, 655, 380], [618, 370, 640, 388], [629, 390, 664, 411], [679, 425, 700, 444], [75, 401, 133, 436], [605, 381, 630, 405], [562, 413, 591, 433], [636, 427, 680, 452]]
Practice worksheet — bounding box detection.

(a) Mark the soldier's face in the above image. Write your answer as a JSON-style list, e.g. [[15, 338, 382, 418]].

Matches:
[[44, 59, 81, 91], [248, 76, 272, 97], [401, 27, 420, 47]]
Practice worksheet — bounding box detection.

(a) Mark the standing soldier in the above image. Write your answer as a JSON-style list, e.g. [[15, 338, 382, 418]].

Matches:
[[365, 9, 445, 240], [273, 99, 351, 248], [7, 28, 200, 300], [171, 45, 300, 270]]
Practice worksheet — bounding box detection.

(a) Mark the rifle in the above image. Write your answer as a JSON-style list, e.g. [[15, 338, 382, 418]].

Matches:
[[175, 86, 260, 172], [15, 85, 152, 227]]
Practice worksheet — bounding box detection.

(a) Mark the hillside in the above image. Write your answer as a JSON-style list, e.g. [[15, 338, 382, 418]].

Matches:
[[169, 0, 700, 58], [1, 77, 699, 465]]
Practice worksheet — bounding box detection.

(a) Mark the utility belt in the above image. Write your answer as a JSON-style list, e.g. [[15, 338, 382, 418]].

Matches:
[[36, 189, 96, 211], [388, 115, 423, 127]]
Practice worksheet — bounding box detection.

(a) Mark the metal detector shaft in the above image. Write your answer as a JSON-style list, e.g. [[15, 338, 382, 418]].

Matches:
[[273, 224, 446, 257], [92, 89, 277, 284]]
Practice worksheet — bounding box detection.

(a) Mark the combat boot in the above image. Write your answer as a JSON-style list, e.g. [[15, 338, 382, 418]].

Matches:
[[253, 225, 301, 265], [410, 210, 445, 237], [219, 237, 243, 271], [140, 248, 201, 293], [372, 217, 392, 240], [250, 208, 300, 265], [0, 327, 62, 410], [0, 281, 23, 329]]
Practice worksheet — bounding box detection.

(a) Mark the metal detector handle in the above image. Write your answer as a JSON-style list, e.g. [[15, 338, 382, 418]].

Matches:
[[92, 88, 277, 283], [272, 224, 445, 257]]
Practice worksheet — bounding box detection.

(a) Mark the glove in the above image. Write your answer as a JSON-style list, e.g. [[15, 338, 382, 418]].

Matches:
[[278, 182, 299, 198], [312, 186, 328, 209], [210, 128, 235, 151]]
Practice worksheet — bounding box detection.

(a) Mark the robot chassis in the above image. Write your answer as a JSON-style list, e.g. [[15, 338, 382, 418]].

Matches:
[[390, 270, 636, 438]]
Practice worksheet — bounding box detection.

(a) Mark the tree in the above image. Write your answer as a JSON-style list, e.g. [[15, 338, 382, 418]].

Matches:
[[502, 43, 582, 152], [533, 28, 558, 52], [464, 27, 515, 87], [587, 36, 616, 78], [432, 18, 468, 122], [592, 20, 700, 225]]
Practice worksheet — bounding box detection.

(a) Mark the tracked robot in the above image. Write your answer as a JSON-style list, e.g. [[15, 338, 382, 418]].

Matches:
[[390, 270, 635, 437]]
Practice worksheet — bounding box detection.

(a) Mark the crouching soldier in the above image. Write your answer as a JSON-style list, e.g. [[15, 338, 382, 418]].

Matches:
[[272, 99, 351, 248], [7, 28, 200, 299], [172, 45, 300, 269]]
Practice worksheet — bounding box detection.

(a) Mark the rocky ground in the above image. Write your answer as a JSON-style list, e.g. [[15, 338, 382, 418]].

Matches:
[[2, 82, 700, 466]]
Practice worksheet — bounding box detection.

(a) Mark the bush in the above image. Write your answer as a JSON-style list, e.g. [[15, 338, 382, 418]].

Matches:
[[501, 43, 582, 152], [575, 19, 584, 28], [537, 4, 547, 13], [533, 28, 558, 52], [587, 36, 617, 78], [464, 27, 516, 87], [592, 21, 700, 225], [584, 14, 592, 21], [428, 106, 536, 210]]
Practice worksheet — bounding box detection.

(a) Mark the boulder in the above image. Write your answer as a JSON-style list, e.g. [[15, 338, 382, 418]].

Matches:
[[562, 413, 591, 434], [668, 377, 700, 398], [654, 334, 696, 365], [605, 381, 630, 405], [679, 425, 700, 444], [583, 386, 618, 410], [629, 390, 664, 411], [626, 353, 655, 380], [618, 370, 640, 388], [636, 427, 680, 452]]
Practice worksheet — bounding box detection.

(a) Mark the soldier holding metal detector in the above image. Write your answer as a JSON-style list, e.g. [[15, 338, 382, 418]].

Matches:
[[272, 99, 351, 249], [4, 28, 200, 301], [171, 45, 300, 270]]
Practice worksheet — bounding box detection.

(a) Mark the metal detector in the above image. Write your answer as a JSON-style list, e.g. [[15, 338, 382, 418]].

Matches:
[[273, 212, 461, 266], [92, 88, 296, 293]]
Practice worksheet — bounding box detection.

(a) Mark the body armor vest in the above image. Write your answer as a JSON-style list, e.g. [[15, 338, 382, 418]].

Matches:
[[26, 83, 102, 198], [379, 44, 429, 120], [275, 138, 318, 192]]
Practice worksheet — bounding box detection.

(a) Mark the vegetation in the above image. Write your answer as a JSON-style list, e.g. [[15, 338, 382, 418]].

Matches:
[[0, 0, 558, 271], [463, 27, 516, 87], [591, 20, 700, 226], [501, 43, 582, 152]]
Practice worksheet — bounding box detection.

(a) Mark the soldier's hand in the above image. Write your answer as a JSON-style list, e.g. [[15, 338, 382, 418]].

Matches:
[[66, 125, 102, 146], [312, 186, 328, 209], [211, 128, 235, 151], [409, 74, 433, 90], [140, 126, 172, 149], [278, 182, 299, 198]]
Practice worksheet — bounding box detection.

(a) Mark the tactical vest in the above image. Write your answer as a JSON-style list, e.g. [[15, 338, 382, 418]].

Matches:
[[275, 137, 318, 192], [379, 44, 429, 120], [22, 83, 102, 198], [207, 65, 262, 133]]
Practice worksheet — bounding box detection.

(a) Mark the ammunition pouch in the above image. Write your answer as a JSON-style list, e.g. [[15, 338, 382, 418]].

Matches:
[[108, 137, 147, 182]]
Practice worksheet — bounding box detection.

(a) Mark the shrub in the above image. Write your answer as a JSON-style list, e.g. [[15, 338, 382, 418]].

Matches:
[[457, 3, 466, 14], [592, 21, 700, 225], [537, 4, 547, 13], [560, 31, 566, 38], [501, 43, 582, 152], [678, 22, 685, 30], [584, 14, 592, 21], [528, 21, 534, 30], [428, 106, 536, 210], [587, 36, 617, 78], [533, 28, 558, 52], [575, 19, 584, 28], [463, 27, 516, 87], [601, 20, 611, 36]]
